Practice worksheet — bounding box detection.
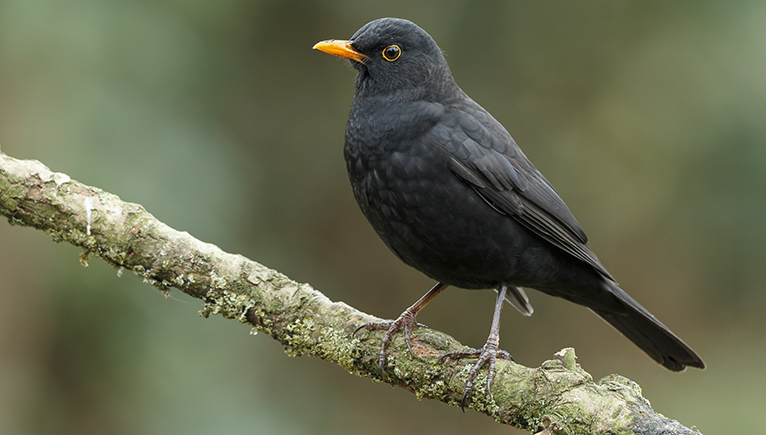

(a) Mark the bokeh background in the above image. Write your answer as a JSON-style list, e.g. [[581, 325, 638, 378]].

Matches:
[[1, 1, 765, 433]]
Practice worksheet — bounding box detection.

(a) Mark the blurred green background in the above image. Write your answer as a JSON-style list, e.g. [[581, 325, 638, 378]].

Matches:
[[1, 1, 765, 433]]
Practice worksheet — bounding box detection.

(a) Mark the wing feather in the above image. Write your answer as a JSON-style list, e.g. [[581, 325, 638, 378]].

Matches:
[[434, 105, 614, 281]]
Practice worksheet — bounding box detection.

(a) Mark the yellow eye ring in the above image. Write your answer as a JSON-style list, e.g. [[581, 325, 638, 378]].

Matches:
[[382, 45, 401, 61]]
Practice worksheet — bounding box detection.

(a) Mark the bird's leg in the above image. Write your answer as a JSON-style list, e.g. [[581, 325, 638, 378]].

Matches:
[[354, 282, 448, 378], [439, 283, 512, 411]]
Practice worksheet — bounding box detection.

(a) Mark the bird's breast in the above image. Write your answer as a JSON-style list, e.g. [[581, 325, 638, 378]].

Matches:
[[343, 100, 519, 287]]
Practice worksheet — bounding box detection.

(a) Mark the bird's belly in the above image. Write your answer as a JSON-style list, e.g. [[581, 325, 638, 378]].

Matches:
[[350, 158, 565, 290]]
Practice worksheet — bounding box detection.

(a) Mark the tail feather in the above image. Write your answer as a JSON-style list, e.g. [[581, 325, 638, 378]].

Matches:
[[594, 282, 705, 371], [502, 285, 534, 316]]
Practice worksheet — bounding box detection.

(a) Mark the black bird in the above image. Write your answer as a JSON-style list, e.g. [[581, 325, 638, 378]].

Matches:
[[314, 18, 704, 408]]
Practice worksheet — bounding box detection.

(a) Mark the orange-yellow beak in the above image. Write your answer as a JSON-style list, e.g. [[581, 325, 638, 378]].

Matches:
[[313, 39, 367, 64]]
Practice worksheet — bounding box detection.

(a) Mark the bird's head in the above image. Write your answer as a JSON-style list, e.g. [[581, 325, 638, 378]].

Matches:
[[313, 18, 457, 100]]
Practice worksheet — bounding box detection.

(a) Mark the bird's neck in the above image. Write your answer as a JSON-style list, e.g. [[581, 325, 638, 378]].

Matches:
[[354, 67, 459, 104]]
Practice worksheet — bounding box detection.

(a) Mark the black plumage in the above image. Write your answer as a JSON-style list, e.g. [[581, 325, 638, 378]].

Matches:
[[314, 18, 703, 408]]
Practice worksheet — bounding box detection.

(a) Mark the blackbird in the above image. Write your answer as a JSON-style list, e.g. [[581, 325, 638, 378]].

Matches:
[[314, 18, 704, 408]]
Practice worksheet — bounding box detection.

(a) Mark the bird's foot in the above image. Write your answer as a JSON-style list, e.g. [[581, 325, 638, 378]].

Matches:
[[439, 340, 513, 411], [354, 310, 427, 378]]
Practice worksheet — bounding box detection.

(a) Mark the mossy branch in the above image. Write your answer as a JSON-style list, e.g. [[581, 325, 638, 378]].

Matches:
[[0, 151, 701, 435]]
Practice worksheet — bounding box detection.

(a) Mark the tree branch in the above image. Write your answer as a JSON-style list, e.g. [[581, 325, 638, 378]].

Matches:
[[0, 151, 701, 434]]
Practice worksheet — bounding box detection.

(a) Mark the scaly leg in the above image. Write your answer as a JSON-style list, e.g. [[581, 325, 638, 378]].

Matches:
[[354, 282, 448, 378], [439, 283, 513, 411]]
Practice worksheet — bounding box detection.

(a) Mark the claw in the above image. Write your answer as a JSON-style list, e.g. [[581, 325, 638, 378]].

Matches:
[[353, 315, 421, 377], [354, 311, 432, 377], [439, 284, 511, 411], [352, 282, 447, 379], [353, 321, 377, 336], [440, 343, 512, 411]]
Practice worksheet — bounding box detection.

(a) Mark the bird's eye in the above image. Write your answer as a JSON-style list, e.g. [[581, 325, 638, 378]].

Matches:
[[382, 45, 401, 61]]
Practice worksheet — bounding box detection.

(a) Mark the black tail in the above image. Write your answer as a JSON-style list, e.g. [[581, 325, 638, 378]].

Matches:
[[502, 285, 534, 316], [593, 282, 705, 371]]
